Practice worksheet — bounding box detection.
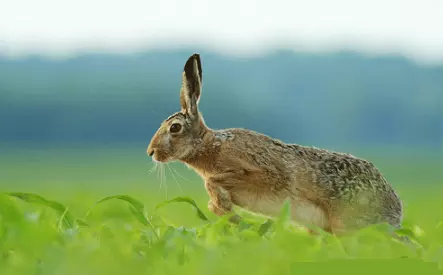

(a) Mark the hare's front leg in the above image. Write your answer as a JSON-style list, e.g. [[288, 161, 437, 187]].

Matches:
[[205, 180, 242, 224]]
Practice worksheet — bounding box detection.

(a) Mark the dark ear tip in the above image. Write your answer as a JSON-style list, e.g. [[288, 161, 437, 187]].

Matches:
[[191, 53, 200, 61], [184, 53, 203, 79], [184, 53, 199, 68]]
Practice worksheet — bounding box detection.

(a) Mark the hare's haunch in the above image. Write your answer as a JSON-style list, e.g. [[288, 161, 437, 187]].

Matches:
[[147, 53, 403, 235]]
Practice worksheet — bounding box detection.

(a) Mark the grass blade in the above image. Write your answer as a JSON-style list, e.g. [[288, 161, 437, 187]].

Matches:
[[4, 192, 76, 229], [155, 196, 210, 223], [94, 195, 145, 212], [86, 195, 159, 240]]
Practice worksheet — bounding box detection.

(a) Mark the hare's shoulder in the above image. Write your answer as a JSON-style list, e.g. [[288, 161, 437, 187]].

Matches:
[[213, 128, 267, 139], [213, 128, 291, 148]]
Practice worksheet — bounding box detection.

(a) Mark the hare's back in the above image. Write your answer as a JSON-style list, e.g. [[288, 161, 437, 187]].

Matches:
[[303, 147, 392, 198]]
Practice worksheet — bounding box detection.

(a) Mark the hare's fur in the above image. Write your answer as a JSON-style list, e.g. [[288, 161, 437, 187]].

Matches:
[[147, 54, 403, 235]]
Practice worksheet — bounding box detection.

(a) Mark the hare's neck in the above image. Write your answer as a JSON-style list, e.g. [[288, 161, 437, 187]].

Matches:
[[180, 128, 217, 179]]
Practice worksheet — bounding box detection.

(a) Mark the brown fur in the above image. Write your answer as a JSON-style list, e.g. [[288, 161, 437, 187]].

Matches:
[[147, 53, 403, 235]]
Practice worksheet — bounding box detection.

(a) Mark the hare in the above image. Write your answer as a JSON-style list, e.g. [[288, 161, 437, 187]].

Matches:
[[147, 53, 403, 235]]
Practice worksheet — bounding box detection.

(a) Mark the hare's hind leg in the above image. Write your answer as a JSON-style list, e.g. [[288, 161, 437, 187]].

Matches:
[[291, 198, 331, 234], [326, 207, 380, 235], [327, 214, 348, 235]]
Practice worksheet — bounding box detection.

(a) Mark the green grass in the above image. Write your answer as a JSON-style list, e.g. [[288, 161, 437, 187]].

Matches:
[[1, 147, 443, 274]]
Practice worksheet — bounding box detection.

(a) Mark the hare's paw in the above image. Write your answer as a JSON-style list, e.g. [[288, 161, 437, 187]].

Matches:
[[207, 199, 226, 216], [208, 200, 242, 224]]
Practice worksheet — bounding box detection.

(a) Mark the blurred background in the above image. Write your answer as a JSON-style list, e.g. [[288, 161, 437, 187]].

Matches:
[[0, 0, 442, 224]]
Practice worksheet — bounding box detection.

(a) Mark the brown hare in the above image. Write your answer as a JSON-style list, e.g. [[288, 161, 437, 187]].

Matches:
[[147, 53, 403, 235]]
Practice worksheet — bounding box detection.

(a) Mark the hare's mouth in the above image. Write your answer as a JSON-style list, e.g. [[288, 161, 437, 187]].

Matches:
[[147, 148, 163, 162], [153, 156, 166, 163], [151, 152, 171, 163]]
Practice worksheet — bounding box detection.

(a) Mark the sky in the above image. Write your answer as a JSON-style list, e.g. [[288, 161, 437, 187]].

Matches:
[[1, 0, 443, 64]]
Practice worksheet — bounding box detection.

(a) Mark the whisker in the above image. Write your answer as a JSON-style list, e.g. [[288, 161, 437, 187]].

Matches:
[[146, 161, 157, 176], [156, 162, 164, 196], [167, 164, 183, 193], [161, 163, 168, 199], [169, 164, 191, 183]]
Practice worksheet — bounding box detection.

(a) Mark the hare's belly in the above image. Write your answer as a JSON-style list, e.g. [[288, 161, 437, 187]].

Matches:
[[231, 190, 329, 229]]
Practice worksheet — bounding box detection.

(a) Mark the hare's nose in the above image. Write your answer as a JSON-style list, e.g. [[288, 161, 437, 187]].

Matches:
[[147, 149, 155, 156]]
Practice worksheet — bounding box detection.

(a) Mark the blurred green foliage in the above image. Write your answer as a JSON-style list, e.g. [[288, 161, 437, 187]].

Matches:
[[0, 148, 442, 274], [0, 186, 442, 274]]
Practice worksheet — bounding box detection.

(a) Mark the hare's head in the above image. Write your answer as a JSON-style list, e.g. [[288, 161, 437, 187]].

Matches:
[[147, 54, 206, 162]]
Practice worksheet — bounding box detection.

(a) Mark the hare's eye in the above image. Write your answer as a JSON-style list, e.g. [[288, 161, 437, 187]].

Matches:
[[170, 123, 182, 133]]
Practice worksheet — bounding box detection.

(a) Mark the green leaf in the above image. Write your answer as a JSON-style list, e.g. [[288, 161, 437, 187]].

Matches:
[[4, 192, 76, 229], [128, 205, 152, 228], [85, 195, 146, 219], [237, 220, 253, 232], [435, 221, 443, 240], [394, 228, 422, 245], [275, 199, 291, 228], [155, 196, 210, 223], [75, 219, 89, 227], [86, 194, 159, 240], [95, 195, 145, 212], [257, 219, 274, 236]]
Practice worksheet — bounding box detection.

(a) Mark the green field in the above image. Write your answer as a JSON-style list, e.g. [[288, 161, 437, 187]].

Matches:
[[1, 147, 442, 274]]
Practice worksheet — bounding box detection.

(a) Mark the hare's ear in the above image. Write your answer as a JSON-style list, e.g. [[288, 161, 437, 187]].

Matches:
[[180, 53, 202, 118]]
